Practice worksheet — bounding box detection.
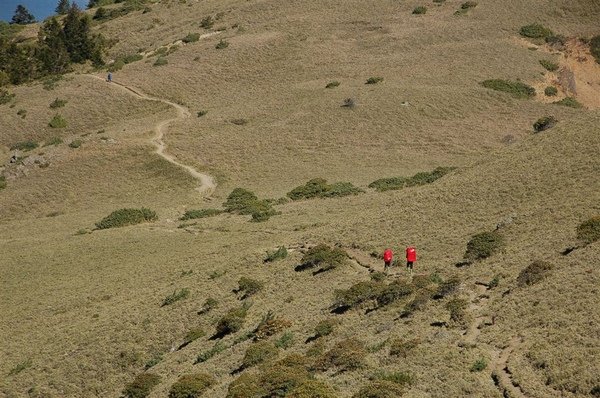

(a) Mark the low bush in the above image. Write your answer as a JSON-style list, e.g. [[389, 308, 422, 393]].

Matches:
[[95, 208, 157, 229], [276, 331, 295, 349], [0, 89, 15, 104], [470, 358, 487, 372], [169, 373, 215, 398], [519, 24, 553, 39], [223, 188, 275, 221], [342, 98, 356, 108], [144, 353, 163, 370], [48, 114, 67, 128], [544, 86, 558, 96], [316, 338, 367, 372], [195, 342, 226, 364], [298, 244, 348, 273], [517, 260, 553, 287], [198, 297, 218, 315], [366, 76, 384, 84], [446, 298, 468, 325], [16, 109, 26, 118], [200, 16, 214, 29], [180, 208, 222, 220], [216, 39, 229, 49], [433, 276, 461, 299], [264, 246, 288, 263], [464, 231, 503, 262], [287, 178, 363, 200], [400, 292, 430, 317], [314, 319, 336, 338], [591, 35, 600, 64], [412, 6, 427, 14], [460, 1, 478, 9], [353, 380, 406, 398], [182, 328, 206, 346], [389, 338, 420, 358], [197, 110, 207, 117], [0, 176, 6, 190], [369, 166, 454, 191], [553, 97, 582, 108], [10, 141, 38, 151], [333, 281, 382, 310], [161, 288, 190, 307], [242, 341, 279, 369], [215, 305, 248, 336], [325, 81, 340, 88], [153, 57, 168, 66], [182, 32, 201, 43], [254, 311, 292, 341], [49, 98, 67, 108], [376, 281, 413, 307], [533, 116, 557, 132], [122, 373, 161, 398], [480, 79, 536, 98], [539, 59, 559, 72], [577, 216, 600, 244], [69, 140, 82, 149], [237, 277, 263, 298], [372, 370, 413, 387]]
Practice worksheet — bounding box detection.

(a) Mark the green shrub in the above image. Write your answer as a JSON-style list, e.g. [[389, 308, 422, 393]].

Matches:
[[275, 331, 295, 349], [314, 319, 336, 338], [109, 59, 125, 72], [198, 297, 218, 315], [182, 328, 206, 346], [366, 76, 384, 84], [8, 360, 31, 375], [519, 24, 553, 39], [517, 260, 552, 287], [401, 293, 430, 317], [195, 342, 226, 364], [253, 311, 292, 341], [216, 306, 248, 336], [480, 79, 536, 98], [144, 353, 163, 370], [316, 338, 367, 372], [237, 277, 263, 298], [0, 89, 15, 104], [153, 57, 168, 67], [49, 98, 67, 109], [10, 141, 38, 151], [0, 176, 6, 190], [169, 373, 215, 398], [577, 216, 600, 244], [197, 110, 208, 117], [433, 276, 461, 299], [69, 140, 82, 149], [370, 271, 387, 282], [180, 208, 222, 220], [48, 114, 67, 128], [470, 358, 487, 372], [369, 166, 455, 191], [389, 338, 420, 358], [553, 97, 582, 108], [122, 373, 161, 398], [325, 81, 340, 88], [446, 298, 468, 324], [376, 281, 413, 307], [216, 39, 229, 49], [182, 32, 201, 43], [353, 380, 406, 398], [16, 109, 26, 118], [161, 288, 190, 307], [539, 59, 559, 72], [122, 53, 144, 64], [200, 16, 214, 29], [544, 86, 558, 96], [95, 208, 157, 229], [42, 75, 62, 91], [224, 188, 262, 214], [264, 246, 288, 263], [299, 244, 348, 273], [242, 341, 279, 369], [591, 35, 600, 64], [464, 231, 503, 262], [333, 281, 382, 310], [533, 116, 557, 132], [412, 6, 427, 14], [460, 1, 477, 9], [287, 178, 363, 200]]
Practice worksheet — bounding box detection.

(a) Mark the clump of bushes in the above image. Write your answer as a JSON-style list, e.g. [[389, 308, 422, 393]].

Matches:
[[464, 231, 504, 262], [519, 24, 553, 39], [223, 188, 277, 222], [315, 338, 367, 372], [369, 166, 455, 192], [169, 373, 215, 398], [480, 79, 536, 98], [122, 373, 161, 398], [216, 39, 229, 49], [544, 86, 558, 96], [0, 89, 15, 105], [49, 98, 67, 108], [333, 281, 382, 310], [446, 298, 468, 325], [433, 276, 461, 299], [254, 311, 292, 341], [241, 341, 279, 369], [161, 288, 190, 307], [182, 32, 201, 43], [153, 57, 168, 66], [533, 116, 557, 132], [400, 292, 430, 317], [591, 35, 600, 64], [553, 97, 582, 108], [314, 319, 337, 339], [178, 327, 205, 350], [412, 6, 427, 14], [237, 277, 263, 299], [517, 260, 553, 287], [10, 141, 38, 151], [195, 342, 226, 364], [287, 178, 363, 200], [577, 216, 600, 244], [376, 281, 413, 307], [95, 208, 157, 229], [297, 244, 348, 273], [389, 338, 420, 358], [366, 76, 383, 84], [215, 305, 249, 337], [180, 208, 222, 220], [264, 246, 288, 263], [470, 358, 487, 372], [539, 59, 559, 72], [325, 81, 340, 88], [48, 114, 67, 128], [200, 16, 214, 29]]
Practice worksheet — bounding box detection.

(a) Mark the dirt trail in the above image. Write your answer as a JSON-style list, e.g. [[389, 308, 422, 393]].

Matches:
[[461, 283, 490, 345], [86, 74, 216, 196], [491, 336, 527, 398]]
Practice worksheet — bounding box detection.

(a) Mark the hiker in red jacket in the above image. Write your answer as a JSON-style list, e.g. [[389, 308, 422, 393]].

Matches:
[[406, 246, 416, 274], [383, 248, 393, 272]]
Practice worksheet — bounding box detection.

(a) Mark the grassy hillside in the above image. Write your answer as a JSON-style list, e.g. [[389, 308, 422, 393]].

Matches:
[[1, 0, 599, 397]]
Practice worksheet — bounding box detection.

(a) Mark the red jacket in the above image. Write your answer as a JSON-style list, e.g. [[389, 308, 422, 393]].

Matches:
[[406, 247, 416, 262], [383, 249, 393, 262]]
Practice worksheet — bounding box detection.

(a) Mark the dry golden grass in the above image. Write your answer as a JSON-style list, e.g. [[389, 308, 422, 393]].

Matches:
[[1, 0, 599, 397]]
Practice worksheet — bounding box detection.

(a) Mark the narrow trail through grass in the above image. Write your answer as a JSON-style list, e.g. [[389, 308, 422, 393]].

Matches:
[[85, 74, 216, 196]]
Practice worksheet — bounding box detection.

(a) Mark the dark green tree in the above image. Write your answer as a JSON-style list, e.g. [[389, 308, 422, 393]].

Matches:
[[56, 0, 71, 15], [37, 18, 70, 74], [11, 5, 36, 25]]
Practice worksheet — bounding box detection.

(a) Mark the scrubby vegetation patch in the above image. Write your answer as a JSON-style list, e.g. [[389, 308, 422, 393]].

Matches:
[[533, 116, 557, 132], [464, 231, 504, 262], [296, 244, 348, 273], [169, 373, 215, 398], [577, 216, 600, 245], [122, 373, 161, 398], [369, 167, 455, 192], [287, 178, 363, 200], [480, 79, 536, 98], [95, 208, 157, 229], [517, 261, 553, 287], [180, 208, 222, 220]]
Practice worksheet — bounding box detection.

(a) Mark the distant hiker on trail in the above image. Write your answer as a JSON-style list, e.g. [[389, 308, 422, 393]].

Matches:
[[383, 248, 393, 271], [406, 246, 417, 274], [107, 72, 112, 83]]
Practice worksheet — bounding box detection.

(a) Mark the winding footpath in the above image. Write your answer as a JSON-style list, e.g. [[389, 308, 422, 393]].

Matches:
[[86, 74, 216, 196]]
